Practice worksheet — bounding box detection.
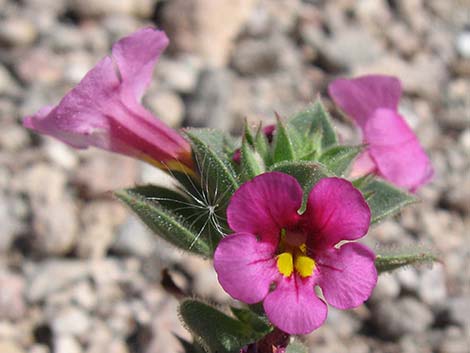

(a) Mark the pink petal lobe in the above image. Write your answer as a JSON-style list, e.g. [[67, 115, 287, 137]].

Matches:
[[112, 27, 169, 100], [365, 108, 433, 191], [303, 178, 370, 249], [263, 275, 327, 334], [214, 233, 278, 304], [328, 75, 401, 128], [23, 28, 193, 170], [227, 172, 303, 241], [317, 242, 377, 309]]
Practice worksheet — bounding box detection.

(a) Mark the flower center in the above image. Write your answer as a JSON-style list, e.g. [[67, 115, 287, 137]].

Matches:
[[276, 229, 316, 278]]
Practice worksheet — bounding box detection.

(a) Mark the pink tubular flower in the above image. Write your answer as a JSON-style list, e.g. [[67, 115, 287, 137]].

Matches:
[[214, 172, 377, 335], [23, 28, 194, 174], [328, 75, 433, 192]]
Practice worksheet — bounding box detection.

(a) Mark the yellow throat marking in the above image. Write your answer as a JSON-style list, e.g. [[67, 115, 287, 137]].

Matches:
[[276, 244, 316, 278]]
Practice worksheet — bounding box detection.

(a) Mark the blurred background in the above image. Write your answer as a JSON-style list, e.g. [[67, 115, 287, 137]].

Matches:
[[0, 0, 469, 352]]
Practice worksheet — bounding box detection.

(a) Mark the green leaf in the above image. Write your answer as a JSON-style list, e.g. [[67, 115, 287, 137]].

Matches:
[[115, 187, 211, 257], [270, 161, 331, 210], [241, 139, 265, 180], [273, 118, 296, 163], [289, 99, 338, 149], [375, 253, 438, 274], [230, 307, 272, 335], [359, 180, 417, 224], [286, 339, 308, 353], [319, 145, 363, 176], [179, 300, 266, 353], [185, 129, 239, 207], [254, 125, 271, 166], [175, 336, 206, 353], [243, 122, 255, 146]]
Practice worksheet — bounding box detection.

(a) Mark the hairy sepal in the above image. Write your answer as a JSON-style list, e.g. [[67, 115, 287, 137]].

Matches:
[[359, 180, 417, 224], [115, 186, 212, 257], [179, 299, 269, 353]]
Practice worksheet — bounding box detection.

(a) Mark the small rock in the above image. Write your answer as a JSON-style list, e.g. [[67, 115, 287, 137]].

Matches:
[[0, 193, 22, 252], [144, 90, 185, 128], [53, 335, 82, 353], [0, 341, 25, 353], [26, 260, 89, 302], [155, 56, 201, 93], [0, 271, 26, 320], [50, 307, 91, 337], [447, 297, 470, 327], [28, 344, 50, 353], [231, 34, 299, 76], [74, 151, 138, 197], [372, 297, 434, 338], [0, 125, 30, 151], [371, 273, 401, 300], [30, 197, 78, 256], [0, 64, 20, 95], [69, 0, 153, 18], [396, 268, 420, 292], [15, 48, 64, 84], [418, 264, 447, 306], [161, 0, 257, 66], [187, 68, 233, 130], [44, 140, 79, 171], [112, 216, 156, 258], [438, 327, 470, 353], [70, 281, 97, 311], [0, 18, 37, 47], [456, 31, 470, 59], [77, 201, 127, 259]]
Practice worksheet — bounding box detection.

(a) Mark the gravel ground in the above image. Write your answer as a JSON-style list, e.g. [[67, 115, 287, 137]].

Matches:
[[0, 1, 469, 352]]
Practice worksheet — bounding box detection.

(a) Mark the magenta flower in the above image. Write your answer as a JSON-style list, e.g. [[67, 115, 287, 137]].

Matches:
[[328, 75, 433, 192], [23, 28, 194, 174], [214, 172, 377, 335]]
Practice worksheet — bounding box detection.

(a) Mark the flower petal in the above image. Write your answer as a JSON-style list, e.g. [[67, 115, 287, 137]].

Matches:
[[227, 172, 303, 241], [214, 233, 278, 304], [263, 275, 327, 334], [23, 28, 192, 171], [328, 75, 401, 128], [364, 108, 433, 191], [317, 242, 377, 309], [303, 178, 370, 249], [112, 27, 168, 100]]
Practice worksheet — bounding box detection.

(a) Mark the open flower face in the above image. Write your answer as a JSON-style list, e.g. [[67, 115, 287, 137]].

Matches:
[[214, 172, 377, 335], [328, 75, 433, 192], [23, 28, 193, 174]]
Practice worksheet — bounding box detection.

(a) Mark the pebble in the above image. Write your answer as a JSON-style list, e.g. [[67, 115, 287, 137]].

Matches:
[[26, 260, 89, 302], [161, 0, 257, 66], [50, 307, 91, 337], [112, 216, 156, 258], [144, 90, 185, 128], [155, 56, 201, 93], [371, 273, 401, 300], [418, 264, 447, 306], [446, 297, 470, 327], [77, 201, 126, 259], [0, 270, 26, 320], [53, 335, 82, 353], [187, 68, 234, 130], [372, 297, 434, 338], [0, 341, 25, 353], [456, 31, 470, 59], [0, 64, 20, 95], [0, 18, 37, 47]]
